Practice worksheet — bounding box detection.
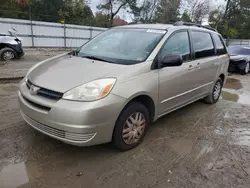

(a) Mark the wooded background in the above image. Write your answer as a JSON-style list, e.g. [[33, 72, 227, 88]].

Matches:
[[0, 0, 250, 39]]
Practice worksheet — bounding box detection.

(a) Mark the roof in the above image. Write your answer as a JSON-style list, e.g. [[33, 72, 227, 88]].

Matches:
[[114, 23, 218, 33], [115, 24, 173, 30]]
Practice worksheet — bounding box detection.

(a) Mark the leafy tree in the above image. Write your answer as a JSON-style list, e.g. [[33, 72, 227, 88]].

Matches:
[[97, 0, 135, 24], [182, 0, 210, 24], [0, 0, 30, 19], [93, 12, 111, 27], [222, 0, 250, 39], [59, 0, 93, 25], [181, 11, 191, 22], [129, 0, 158, 23], [154, 0, 181, 23], [31, 0, 64, 22]]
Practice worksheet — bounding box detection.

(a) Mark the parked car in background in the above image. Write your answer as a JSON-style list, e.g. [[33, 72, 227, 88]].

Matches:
[[228, 45, 250, 75], [19, 22, 229, 151], [0, 28, 24, 61]]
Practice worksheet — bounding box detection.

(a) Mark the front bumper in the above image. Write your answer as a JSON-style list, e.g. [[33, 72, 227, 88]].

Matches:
[[15, 43, 24, 57], [18, 80, 126, 146], [228, 60, 248, 72]]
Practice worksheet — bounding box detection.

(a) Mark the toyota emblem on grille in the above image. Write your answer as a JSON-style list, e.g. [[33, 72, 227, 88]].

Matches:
[[30, 85, 40, 95]]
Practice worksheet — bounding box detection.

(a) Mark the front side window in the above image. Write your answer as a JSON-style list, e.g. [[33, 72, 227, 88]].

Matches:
[[212, 33, 227, 55], [191, 31, 215, 59], [77, 28, 165, 65], [159, 31, 191, 62]]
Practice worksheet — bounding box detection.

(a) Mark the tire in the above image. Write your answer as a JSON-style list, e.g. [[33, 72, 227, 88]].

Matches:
[[204, 78, 223, 104], [112, 102, 149, 151], [240, 63, 249, 75], [0, 47, 16, 61]]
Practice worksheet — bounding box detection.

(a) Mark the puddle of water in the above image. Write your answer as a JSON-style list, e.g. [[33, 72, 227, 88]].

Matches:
[[0, 162, 29, 188], [0, 161, 41, 188], [221, 91, 239, 102], [232, 129, 250, 146], [221, 91, 250, 105], [224, 78, 243, 90]]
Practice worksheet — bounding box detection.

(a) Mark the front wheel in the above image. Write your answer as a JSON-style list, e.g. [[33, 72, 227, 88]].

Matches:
[[240, 63, 249, 75], [204, 78, 223, 104], [0, 47, 16, 61], [112, 102, 149, 151]]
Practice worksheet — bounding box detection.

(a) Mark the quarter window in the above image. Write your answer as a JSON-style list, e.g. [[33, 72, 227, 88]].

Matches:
[[212, 33, 227, 55], [160, 31, 191, 61], [191, 31, 215, 59]]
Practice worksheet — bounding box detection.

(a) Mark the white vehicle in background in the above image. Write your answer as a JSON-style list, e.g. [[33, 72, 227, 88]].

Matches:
[[0, 28, 24, 61]]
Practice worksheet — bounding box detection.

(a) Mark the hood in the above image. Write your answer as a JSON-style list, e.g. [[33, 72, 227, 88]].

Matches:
[[230, 54, 249, 61], [28, 54, 134, 93], [0, 35, 19, 44]]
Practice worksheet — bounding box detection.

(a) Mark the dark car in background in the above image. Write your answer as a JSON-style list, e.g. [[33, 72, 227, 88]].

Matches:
[[0, 28, 24, 61], [228, 45, 250, 75]]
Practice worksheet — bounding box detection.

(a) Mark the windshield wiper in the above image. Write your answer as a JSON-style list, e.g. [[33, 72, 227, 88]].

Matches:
[[82, 55, 110, 63]]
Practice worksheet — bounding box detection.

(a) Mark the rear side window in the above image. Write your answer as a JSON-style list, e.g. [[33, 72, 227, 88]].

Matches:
[[212, 33, 227, 55], [191, 31, 215, 59]]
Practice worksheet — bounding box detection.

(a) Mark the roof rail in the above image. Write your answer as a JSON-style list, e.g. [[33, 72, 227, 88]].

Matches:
[[174, 21, 217, 32], [128, 21, 143, 25]]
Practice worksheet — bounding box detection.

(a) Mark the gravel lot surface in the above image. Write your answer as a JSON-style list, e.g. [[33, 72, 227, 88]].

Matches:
[[0, 49, 69, 79]]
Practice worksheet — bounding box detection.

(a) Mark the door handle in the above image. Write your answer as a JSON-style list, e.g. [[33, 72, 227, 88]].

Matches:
[[195, 63, 201, 69], [188, 65, 194, 70]]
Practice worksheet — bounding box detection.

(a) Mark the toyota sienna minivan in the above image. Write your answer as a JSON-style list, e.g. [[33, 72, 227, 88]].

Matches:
[[19, 22, 229, 151]]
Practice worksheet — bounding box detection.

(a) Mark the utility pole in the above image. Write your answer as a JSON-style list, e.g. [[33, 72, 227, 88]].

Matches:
[[29, 0, 34, 47], [222, 0, 231, 41]]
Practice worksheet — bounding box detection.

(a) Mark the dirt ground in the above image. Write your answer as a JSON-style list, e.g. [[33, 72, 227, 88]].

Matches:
[[0, 70, 250, 187], [0, 49, 69, 79]]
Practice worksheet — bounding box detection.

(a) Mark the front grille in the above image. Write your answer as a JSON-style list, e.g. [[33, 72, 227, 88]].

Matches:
[[26, 80, 63, 100], [21, 112, 96, 142], [37, 88, 63, 100]]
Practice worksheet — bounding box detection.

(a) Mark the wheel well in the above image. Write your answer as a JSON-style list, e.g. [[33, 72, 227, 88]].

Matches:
[[129, 95, 155, 123], [0, 43, 8, 50], [219, 74, 225, 84]]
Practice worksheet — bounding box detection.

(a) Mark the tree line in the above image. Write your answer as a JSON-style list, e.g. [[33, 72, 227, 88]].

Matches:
[[0, 0, 250, 39]]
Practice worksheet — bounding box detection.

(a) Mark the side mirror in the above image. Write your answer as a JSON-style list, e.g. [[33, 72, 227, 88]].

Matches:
[[161, 55, 183, 68]]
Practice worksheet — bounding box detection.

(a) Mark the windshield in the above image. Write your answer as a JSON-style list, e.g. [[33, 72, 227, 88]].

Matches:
[[228, 46, 250, 55], [77, 28, 166, 65]]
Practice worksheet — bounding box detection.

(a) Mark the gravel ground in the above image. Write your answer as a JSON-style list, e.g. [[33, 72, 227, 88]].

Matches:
[[0, 71, 250, 187], [0, 49, 69, 79]]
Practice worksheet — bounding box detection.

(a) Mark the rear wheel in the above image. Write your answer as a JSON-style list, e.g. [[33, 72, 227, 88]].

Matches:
[[0, 47, 16, 61], [240, 63, 249, 75], [112, 102, 149, 151], [204, 78, 223, 104]]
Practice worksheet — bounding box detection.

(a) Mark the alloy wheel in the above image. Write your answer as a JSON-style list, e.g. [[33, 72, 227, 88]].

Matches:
[[213, 81, 222, 101], [3, 51, 15, 61]]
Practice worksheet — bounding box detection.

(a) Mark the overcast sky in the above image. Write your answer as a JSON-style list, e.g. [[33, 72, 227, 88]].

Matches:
[[89, 0, 226, 21]]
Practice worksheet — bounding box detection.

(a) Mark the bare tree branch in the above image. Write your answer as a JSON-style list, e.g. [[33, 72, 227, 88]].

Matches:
[[113, 2, 127, 17]]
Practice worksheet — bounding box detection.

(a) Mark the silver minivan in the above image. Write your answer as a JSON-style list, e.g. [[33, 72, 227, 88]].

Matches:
[[19, 22, 229, 150]]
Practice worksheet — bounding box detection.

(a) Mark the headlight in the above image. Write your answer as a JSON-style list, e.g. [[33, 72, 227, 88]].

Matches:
[[63, 78, 116, 101]]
